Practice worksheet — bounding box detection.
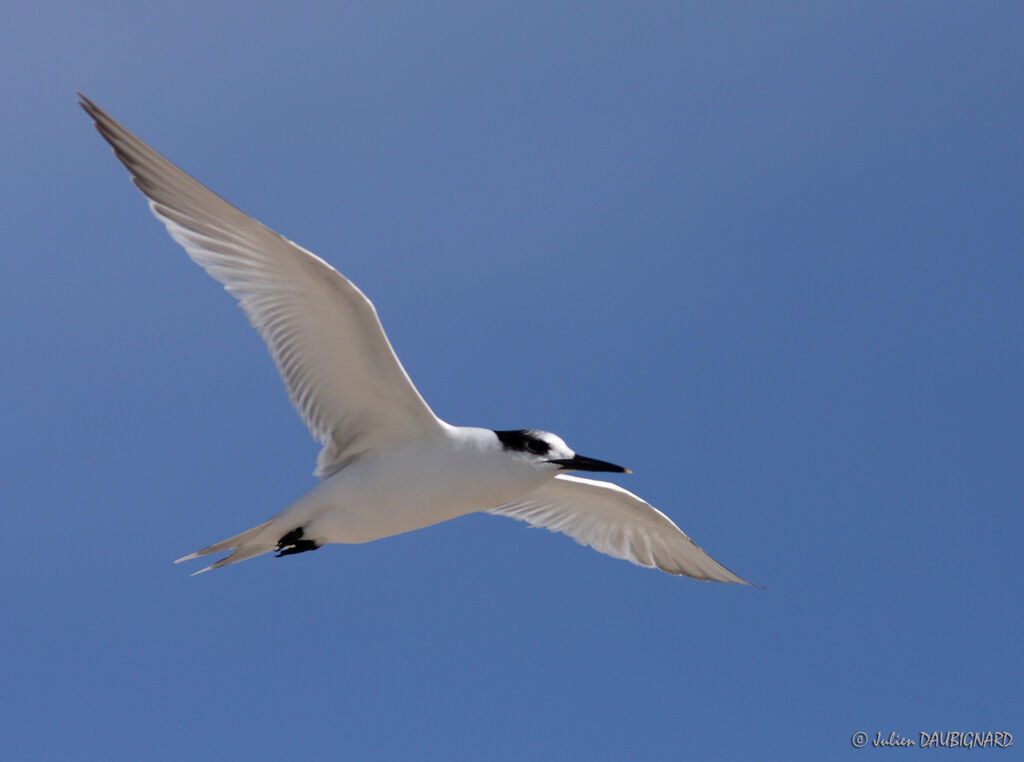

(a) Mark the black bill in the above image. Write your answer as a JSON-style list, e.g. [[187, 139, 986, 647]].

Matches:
[[548, 454, 631, 473]]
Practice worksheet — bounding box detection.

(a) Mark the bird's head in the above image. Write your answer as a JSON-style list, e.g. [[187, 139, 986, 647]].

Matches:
[[492, 429, 630, 474]]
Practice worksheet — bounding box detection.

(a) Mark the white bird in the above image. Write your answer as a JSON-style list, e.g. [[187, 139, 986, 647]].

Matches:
[[80, 94, 756, 585]]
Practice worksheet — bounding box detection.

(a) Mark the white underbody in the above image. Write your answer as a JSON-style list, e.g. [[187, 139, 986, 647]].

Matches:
[[280, 426, 552, 545], [83, 96, 754, 584]]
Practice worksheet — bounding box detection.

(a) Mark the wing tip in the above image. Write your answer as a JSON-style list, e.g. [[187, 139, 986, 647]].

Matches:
[[76, 91, 100, 119], [724, 576, 765, 590], [696, 566, 764, 589]]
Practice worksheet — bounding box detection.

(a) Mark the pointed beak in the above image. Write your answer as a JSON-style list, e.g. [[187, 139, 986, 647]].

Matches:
[[548, 454, 631, 474]]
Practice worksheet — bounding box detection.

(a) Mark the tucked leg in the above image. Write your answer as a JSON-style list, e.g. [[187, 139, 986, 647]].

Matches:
[[275, 527, 321, 557]]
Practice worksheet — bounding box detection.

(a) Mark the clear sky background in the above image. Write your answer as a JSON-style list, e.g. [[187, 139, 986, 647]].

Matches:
[[3, 2, 1021, 760]]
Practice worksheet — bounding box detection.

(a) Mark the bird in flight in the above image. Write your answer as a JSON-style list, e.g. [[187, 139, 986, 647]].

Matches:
[[79, 94, 756, 585]]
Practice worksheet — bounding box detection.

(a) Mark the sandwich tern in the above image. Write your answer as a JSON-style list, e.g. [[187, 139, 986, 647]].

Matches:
[[80, 94, 755, 585]]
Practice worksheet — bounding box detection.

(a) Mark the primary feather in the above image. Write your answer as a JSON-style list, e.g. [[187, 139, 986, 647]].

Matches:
[[79, 94, 443, 477], [489, 475, 755, 584]]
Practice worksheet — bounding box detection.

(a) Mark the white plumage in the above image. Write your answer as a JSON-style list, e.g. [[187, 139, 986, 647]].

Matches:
[[80, 94, 756, 586], [489, 475, 749, 582]]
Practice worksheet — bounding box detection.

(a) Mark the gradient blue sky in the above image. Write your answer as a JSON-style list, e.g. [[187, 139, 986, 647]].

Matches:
[[3, 2, 1021, 760]]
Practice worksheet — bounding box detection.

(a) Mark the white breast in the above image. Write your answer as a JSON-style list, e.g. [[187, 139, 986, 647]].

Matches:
[[292, 426, 553, 544]]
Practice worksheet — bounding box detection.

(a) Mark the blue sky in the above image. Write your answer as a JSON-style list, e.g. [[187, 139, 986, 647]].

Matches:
[[3, 2, 1021, 759]]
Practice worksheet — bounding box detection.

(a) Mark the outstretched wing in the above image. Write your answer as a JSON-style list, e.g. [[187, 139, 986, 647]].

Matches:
[[488, 474, 757, 584], [80, 95, 444, 476]]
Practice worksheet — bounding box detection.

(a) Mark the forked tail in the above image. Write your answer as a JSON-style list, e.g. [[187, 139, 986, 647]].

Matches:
[[174, 519, 279, 576]]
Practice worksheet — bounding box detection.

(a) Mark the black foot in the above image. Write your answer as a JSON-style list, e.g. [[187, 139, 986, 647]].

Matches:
[[275, 527, 321, 557]]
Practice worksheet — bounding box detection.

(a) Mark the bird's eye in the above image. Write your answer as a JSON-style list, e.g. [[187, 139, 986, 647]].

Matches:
[[526, 439, 549, 455]]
